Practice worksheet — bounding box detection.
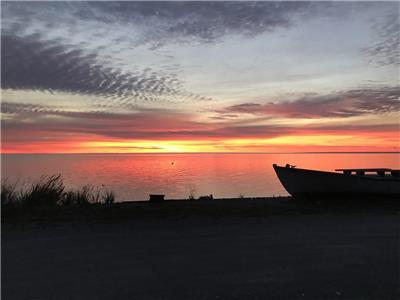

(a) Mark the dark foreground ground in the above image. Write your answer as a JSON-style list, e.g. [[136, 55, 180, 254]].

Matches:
[[2, 198, 400, 300]]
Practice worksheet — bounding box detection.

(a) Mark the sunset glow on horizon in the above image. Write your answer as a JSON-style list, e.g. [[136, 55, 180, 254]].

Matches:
[[1, 2, 399, 154]]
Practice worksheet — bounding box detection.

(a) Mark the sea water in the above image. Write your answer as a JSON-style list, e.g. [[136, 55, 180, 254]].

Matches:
[[2, 153, 399, 201]]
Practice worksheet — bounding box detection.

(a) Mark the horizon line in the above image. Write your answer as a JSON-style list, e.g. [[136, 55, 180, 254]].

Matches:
[[1, 151, 400, 155]]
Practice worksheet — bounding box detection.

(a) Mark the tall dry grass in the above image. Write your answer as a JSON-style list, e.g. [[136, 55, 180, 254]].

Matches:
[[1, 175, 115, 207]]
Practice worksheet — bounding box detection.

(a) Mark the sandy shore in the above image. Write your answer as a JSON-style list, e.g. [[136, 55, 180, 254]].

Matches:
[[3, 198, 400, 299]]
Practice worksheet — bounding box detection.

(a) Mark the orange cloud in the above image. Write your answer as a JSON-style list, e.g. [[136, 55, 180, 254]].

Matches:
[[2, 98, 399, 153]]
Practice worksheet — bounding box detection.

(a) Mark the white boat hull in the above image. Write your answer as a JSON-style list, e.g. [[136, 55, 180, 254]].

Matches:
[[273, 164, 400, 198]]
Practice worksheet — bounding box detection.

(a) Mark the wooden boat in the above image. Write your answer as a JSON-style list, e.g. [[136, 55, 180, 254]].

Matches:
[[273, 164, 400, 198]]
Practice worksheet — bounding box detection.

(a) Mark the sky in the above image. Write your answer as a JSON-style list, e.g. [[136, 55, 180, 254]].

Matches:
[[1, 1, 399, 153]]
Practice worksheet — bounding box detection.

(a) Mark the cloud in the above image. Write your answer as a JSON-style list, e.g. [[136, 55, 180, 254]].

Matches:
[[2, 2, 313, 45], [1, 34, 189, 104], [3, 2, 231, 103], [1, 1, 397, 153], [2, 1, 390, 104], [362, 11, 400, 66], [1, 100, 294, 142], [1, 102, 209, 140], [223, 87, 400, 118], [3, 99, 398, 146]]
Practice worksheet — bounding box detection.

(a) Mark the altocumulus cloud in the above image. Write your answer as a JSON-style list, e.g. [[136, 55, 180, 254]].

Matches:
[[363, 11, 400, 66], [1, 1, 313, 103], [223, 87, 400, 119], [2, 1, 394, 104], [1, 35, 185, 104], [3, 1, 314, 44]]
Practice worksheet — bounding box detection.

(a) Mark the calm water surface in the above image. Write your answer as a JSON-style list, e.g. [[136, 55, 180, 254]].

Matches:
[[2, 153, 399, 201]]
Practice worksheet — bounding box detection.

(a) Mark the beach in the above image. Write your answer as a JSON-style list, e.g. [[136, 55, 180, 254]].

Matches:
[[3, 198, 399, 300]]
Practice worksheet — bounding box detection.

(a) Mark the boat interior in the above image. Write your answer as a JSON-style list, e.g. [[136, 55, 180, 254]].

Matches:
[[335, 168, 400, 178]]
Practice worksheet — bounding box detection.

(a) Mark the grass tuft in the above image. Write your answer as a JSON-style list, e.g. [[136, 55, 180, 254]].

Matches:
[[1, 175, 116, 208], [22, 175, 65, 207], [61, 186, 92, 206], [1, 179, 20, 207], [102, 189, 115, 204]]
